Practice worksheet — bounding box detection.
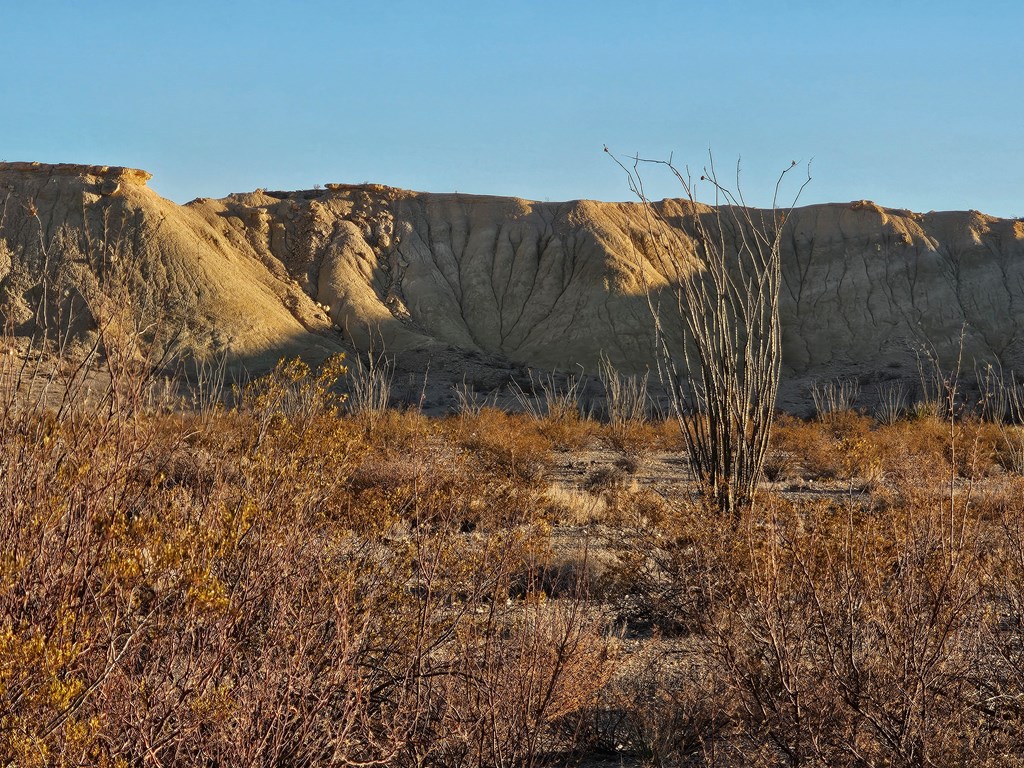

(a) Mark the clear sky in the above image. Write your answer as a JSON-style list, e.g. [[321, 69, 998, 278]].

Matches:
[[2, 1, 1021, 216]]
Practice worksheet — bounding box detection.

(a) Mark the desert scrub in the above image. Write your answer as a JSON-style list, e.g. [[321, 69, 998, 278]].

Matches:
[[600, 477, 1024, 766], [345, 407, 554, 532], [598, 418, 662, 462], [0, 348, 618, 767], [0, 355, 403, 765], [769, 410, 880, 482]]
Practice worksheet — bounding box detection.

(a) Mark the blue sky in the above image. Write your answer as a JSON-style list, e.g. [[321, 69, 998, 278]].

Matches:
[[2, 1, 1021, 216]]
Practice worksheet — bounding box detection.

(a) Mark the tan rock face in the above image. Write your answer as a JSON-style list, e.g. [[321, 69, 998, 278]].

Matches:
[[209, 185, 1024, 402], [2, 162, 1022, 406], [0, 162, 342, 372], [0, 162, 153, 186]]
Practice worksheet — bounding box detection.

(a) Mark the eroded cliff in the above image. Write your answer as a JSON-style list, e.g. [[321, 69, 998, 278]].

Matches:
[[2, 162, 1022, 407]]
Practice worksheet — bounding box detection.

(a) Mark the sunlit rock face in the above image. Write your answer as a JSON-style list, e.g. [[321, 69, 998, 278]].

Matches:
[[3, 162, 1022, 408]]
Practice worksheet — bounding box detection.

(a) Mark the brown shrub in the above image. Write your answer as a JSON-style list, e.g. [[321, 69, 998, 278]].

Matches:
[[0, 353, 618, 767], [603, 478, 1024, 766], [591, 639, 724, 765], [770, 413, 857, 480], [447, 407, 553, 486], [598, 419, 661, 460], [534, 411, 596, 452], [993, 424, 1024, 474]]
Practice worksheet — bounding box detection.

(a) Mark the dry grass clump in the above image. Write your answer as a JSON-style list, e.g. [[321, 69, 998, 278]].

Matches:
[[542, 484, 607, 527]]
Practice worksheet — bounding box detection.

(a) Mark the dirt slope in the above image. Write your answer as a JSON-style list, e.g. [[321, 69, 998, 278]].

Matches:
[[0, 162, 343, 373], [3, 162, 1022, 406]]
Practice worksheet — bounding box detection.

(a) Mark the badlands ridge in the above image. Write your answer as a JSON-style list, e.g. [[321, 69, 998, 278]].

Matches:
[[1, 162, 1022, 409]]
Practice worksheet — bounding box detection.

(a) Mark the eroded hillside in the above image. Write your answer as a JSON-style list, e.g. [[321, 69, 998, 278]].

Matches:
[[2, 162, 1022, 406], [0, 162, 343, 372]]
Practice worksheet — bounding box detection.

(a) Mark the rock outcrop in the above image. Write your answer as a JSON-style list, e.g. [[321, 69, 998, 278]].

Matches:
[[2, 162, 1022, 408]]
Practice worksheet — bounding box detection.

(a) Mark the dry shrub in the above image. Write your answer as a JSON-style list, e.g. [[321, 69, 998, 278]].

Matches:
[[597, 354, 651, 428], [448, 407, 553, 485], [771, 412, 876, 481], [421, 580, 616, 768], [390, 526, 618, 768], [348, 437, 543, 533], [982, 477, 1024, 750], [0, 355, 410, 766], [766, 410, 989, 490], [603, 477, 1024, 767], [995, 424, 1024, 474], [361, 407, 435, 451], [534, 412, 595, 452], [345, 413, 467, 532], [811, 377, 861, 420], [652, 416, 688, 450], [596, 356, 660, 459], [820, 408, 873, 441], [0, 349, 617, 768], [603, 496, 744, 637], [592, 639, 724, 766], [871, 418, 945, 484], [817, 410, 882, 484], [345, 405, 560, 533], [599, 486, 670, 531], [871, 415, 1003, 489], [704, 495, 994, 767], [761, 449, 797, 483], [956, 417, 1002, 476], [508, 370, 594, 451], [598, 419, 661, 461]]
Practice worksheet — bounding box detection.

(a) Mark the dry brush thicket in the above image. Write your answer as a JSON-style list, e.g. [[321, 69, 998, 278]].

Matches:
[[7, 333, 1024, 766], [0, 345, 620, 768]]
